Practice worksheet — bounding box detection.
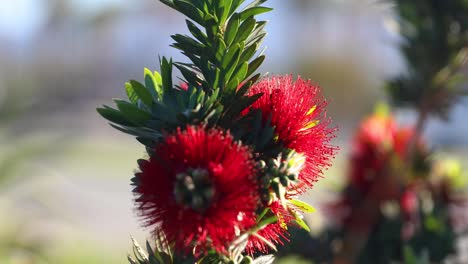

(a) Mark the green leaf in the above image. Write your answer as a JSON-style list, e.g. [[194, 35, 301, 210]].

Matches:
[[171, 34, 205, 56], [153, 71, 162, 86], [222, 43, 242, 70], [214, 36, 227, 63], [144, 68, 163, 100], [246, 21, 267, 46], [252, 233, 277, 252], [129, 80, 154, 107], [229, 0, 246, 16], [216, 0, 232, 24], [174, 63, 203, 87], [237, 73, 260, 96], [289, 199, 316, 213], [424, 215, 444, 233], [224, 13, 240, 46], [234, 17, 256, 43], [252, 255, 275, 264], [160, 0, 175, 8], [160, 57, 173, 92], [292, 211, 311, 232], [403, 245, 418, 264], [97, 106, 134, 126], [131, 237, 149, 263], [186, 19, 208, 45], [125, 82, 138, 104], [244, 0, 268, 10], [146, 241, 163, 264], [115, 99, 152, 125], [210, 68, 221, 90], [238, 6, 272, 21], [254, 215, 278, 233], [246, 55, 265, 77], [239, 42, 259, 63], [232, 61, 249, 84], [172, 0, 205, 26], [127, 256, 137, 264], [225, 77, 241, 97], [204, 15, 218, 40], [223, 45, 243, 84], [256, 207, 271, 223]]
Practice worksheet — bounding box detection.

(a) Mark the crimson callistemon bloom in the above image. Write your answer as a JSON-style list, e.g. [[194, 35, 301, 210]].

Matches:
[[393, 127, 418, 158], [247, 75, 336, 190], [349, 113, 423, 193], [350, 114, 397, 192], [332, 113, 422, 230], [134, 126, 259, 254], [355, 114, 397, 150], [245, 201, 293, 254]]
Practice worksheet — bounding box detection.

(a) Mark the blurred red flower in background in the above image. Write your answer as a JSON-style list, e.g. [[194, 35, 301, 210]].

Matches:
[[333, 111, 427, 232]]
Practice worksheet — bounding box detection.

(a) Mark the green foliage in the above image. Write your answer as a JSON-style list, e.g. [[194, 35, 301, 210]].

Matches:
[[277, 193, 458, 263], [408, 201, 457, 262], [162, 0, 270, 122], [99, 0, 316, 262], [98, 1, 286, 262], [98, 67, 224, 149], [387, 0, 468, 117], [354, 199, 456, 263], [231, 109, 277, 155], [127, 237, 182, 264], [98, 0, 272, 150], [127, 237, 275, 264], [161, 0, 270, 93], [403, 246, 430, 264]]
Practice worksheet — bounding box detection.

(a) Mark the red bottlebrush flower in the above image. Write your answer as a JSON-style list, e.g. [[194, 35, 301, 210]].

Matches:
[[349, 114, 397, 193], [247, 75, 336, 190], [393, 127, 417, 158], [332, 113, 418, 230], [349, 113, 425, 193], [355, 114, 397, 150], [134, 126, 259, 254], [245, 201, 293, 254]]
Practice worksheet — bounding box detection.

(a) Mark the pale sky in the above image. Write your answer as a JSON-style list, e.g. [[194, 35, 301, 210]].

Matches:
[[0, 0, 130, 41], [0, 0, 47, 41]]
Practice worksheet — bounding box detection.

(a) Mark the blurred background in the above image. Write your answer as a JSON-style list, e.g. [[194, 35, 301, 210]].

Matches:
[[1, 0, 467, 263]]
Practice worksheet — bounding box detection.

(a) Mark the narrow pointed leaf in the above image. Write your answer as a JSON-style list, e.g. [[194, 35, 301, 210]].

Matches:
[[246, 55, 265, 77], [160, 57, 173, 92], [125, 82, 138, 104], [224, 13, 240, 46], [97, 107, 134, 126], [239, 6, 272, 21], [291, 211, 311, 232], [244, 0, 268, 10], [289, 199, 316, 213], [186, 19, 208, 44], [144, 68, 162, 100], [115, 100, 152, 125], [130, 80, 154, 107], [234, 17, 256, 43], [172, 0, 205, 25]]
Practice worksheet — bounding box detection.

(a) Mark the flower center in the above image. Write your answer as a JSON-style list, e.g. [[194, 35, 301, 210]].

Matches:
[[174, 168, 215, 213]]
